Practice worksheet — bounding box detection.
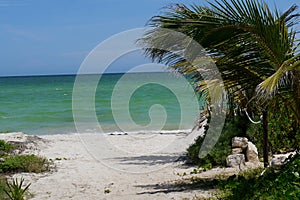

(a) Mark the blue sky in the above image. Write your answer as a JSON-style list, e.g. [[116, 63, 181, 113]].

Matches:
[[0, 0, 299, 76]]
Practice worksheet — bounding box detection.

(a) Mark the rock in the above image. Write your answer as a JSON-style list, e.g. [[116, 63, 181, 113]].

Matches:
[[246, 142, 259, 162], [232, 148, 243, 154], [270, 152, 296, 170], [232, 137, 248, 150], [226, 154, 245, 168], [0, 158, 5, 162], [12, 149, 21, 155]]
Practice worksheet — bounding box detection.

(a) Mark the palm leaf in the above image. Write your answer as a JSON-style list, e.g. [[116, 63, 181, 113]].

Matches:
[[139, 0, 300, 123]]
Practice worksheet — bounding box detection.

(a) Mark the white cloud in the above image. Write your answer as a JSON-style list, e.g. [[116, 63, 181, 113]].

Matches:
[[0, 1, 26, 7]]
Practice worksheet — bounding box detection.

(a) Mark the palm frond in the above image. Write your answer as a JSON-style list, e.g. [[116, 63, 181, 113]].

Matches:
[[139, 0, 300, 122]]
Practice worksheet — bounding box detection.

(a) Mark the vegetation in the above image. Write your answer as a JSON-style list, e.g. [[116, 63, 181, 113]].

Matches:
[[0, 155, 50, 173], [140, 0, 300, 198], [0, 139, 51, 199], [0, 140, 14, 155], [4, 178, 31, 200], [219, 153, 300, 199], [0, 139, 49, 174], [187, 114, 299, 167], [171, 153, 299, 199], [140, 0, 300, 166], [187, 117, 246, 167]]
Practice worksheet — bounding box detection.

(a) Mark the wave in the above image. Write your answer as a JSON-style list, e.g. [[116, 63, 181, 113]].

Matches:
[[75, 129, 192, 135], [0, 115, 16, 119]]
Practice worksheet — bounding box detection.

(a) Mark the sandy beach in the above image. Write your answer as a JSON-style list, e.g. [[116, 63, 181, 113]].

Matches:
[[1, 131, 219, 200]]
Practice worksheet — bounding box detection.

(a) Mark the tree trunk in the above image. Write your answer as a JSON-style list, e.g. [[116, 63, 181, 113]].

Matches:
[[262, 110, 268, 167]]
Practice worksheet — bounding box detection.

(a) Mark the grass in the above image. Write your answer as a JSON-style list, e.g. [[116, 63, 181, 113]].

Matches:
[[0, 155, 50, 173]]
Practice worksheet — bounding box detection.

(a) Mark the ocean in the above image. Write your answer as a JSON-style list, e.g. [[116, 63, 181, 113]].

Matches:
[[0, 73, 202, 135]]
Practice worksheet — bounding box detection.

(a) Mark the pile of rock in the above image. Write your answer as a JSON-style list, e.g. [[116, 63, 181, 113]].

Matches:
[[226, 137, 259, 168]]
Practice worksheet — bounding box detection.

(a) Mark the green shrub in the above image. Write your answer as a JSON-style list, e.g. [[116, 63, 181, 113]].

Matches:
[[0, 140, 14, 155], [187, 117, 247, 167], [0, 155, 49, 173], [245, 101, 300, 156], [187, 110, 299, 168], [219, 153, 300, 199]]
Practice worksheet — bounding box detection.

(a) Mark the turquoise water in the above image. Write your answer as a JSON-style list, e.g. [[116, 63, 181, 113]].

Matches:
[[0, 73, 201, 135]]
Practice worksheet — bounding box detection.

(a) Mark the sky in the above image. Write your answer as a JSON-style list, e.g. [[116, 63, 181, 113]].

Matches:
[[0, 0, 299, 76]]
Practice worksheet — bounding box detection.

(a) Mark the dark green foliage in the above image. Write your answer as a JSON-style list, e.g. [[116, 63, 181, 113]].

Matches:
[[187, 116, 248, 167], [220, 153, 300, 199], [0, 140, 14, 155], [246, 106, 300, 156], [187, 109, 300, 167], [0, 155, 49, 173], [267, 105, 300, 153]]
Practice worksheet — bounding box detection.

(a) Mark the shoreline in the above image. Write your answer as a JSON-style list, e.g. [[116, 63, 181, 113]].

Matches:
[[22, 128, 194, 137]]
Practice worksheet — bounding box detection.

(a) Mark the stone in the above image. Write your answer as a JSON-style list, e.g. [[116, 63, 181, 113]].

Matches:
[[226, 154, 245, 168], [0, 158, 5, 162], [232, 148, 243, 154], [246, 142, 259, 162], [232, 137, 248, 150], [270, 152, 296, 170]]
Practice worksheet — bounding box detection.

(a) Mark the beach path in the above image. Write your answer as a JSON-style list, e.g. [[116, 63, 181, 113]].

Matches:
[[8, 132, 215, 200]]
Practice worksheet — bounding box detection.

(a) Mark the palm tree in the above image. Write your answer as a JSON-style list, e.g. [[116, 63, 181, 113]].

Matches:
[[139, 0, 300, 166]]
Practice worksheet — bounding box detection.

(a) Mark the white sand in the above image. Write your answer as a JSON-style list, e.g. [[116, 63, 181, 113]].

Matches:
[[1, 132, 217, 200]]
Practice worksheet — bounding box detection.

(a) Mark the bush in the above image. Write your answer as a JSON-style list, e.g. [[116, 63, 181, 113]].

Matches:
[[187, 110, 300, 168], [187, 116, 248, 168], [0, 140, 50, 199], [0, 155, 49, 173], [219, 153, 300, 199], [0, 140, 14, 155], [245, 102, 300, 156]]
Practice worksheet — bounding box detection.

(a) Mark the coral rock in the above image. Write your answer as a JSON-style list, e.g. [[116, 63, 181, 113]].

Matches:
[[232, 137, 248, 150], [246, 141, 259, 162], [232, 148, 243, 154], [226, 154, 245, 168], [270, 152, 296, 170]]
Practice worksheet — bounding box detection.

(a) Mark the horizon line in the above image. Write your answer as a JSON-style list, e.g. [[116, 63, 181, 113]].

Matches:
[[0, 71, 169, 78]]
